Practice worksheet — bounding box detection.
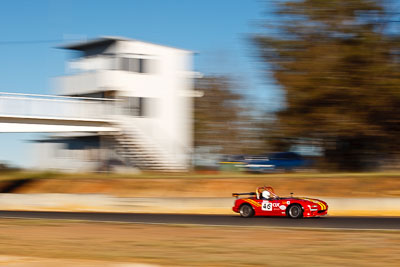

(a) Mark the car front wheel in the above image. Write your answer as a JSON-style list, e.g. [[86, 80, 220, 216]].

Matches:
[[287, 204, 303, 219], [239, 204, 254, 218]]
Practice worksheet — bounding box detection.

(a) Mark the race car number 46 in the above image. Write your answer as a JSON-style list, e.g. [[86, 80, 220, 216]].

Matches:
[[262, 201, 272, 211]]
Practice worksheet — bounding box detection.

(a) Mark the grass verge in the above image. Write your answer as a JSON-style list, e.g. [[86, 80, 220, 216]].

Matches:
[[1, 170, 400, 197], [0, 218, 399, 266]]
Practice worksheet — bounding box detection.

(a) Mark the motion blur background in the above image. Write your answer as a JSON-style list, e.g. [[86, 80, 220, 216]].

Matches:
[[0, 0, 399, 173], [0, 1, 400, 266]]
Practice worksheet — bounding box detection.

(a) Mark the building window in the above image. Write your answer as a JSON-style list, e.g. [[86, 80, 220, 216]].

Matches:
[[120, 57, 129, 72], [131, 58, 137, 72], [123, 97, 146, 117], [119, 57, 152, 73], [138, 58, 145, 73]]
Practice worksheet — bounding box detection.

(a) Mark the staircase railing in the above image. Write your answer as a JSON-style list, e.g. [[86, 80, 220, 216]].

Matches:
[[113, 120, 188, 171]]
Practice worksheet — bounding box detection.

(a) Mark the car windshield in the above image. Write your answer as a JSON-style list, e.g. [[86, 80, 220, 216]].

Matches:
[[257, 187, 279, 199]]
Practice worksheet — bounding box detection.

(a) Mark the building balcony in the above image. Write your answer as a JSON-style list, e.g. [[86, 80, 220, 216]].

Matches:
[[57, 70, 159, 97], [0, 92, 120, 123]]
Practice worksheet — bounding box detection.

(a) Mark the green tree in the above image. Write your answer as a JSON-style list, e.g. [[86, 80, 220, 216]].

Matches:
[[194, 76, 243, 155], [194, 75, 268, 156], [254, 0, 400, 170]]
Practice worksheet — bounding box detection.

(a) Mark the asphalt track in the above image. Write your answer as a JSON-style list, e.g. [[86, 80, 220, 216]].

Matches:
[[1, 211, 400, 230]]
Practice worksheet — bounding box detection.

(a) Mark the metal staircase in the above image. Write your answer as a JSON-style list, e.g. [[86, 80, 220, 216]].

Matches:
[[113, 122, 187, 172]]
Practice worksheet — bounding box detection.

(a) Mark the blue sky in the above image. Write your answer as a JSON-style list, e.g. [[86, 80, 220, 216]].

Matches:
[[0, 0, 281, 167]]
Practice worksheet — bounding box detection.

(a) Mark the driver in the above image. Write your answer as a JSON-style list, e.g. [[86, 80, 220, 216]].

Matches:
[[262, 190, 271, 200]]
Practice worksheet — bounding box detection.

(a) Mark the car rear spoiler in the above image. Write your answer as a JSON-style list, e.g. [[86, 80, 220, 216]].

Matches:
[[232, 192, 256, 198]]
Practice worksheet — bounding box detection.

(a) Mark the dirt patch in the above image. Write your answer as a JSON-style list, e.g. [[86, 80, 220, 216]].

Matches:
[[0, 255, 158, 267], [0, 218, 399, 266], [1, 171, 400, 198]]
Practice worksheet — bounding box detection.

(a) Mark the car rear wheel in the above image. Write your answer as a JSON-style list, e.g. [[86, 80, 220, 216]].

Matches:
[[239, 204, 254, 218], [287, 204, 303, 219]]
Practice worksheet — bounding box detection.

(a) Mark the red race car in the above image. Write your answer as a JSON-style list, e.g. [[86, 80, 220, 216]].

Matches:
[[232, 186, 328, 219]]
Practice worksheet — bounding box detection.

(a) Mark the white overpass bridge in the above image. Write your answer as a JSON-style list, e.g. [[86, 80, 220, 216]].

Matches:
[[0, 92, 119, 133], [0, 92, 186, 171]]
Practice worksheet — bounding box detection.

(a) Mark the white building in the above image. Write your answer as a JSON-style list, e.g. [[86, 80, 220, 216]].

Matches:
[[33, 36, 195, 172]]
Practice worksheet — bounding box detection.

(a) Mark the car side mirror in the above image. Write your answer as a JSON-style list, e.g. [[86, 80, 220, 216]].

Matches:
[[290, 192, 294, 197]]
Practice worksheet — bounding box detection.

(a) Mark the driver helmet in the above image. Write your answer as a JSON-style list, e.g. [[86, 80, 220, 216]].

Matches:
[[262, 190, 271, 199]]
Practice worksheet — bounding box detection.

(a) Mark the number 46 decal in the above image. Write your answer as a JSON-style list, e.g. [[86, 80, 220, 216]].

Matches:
[[262, 201, 272, 211]]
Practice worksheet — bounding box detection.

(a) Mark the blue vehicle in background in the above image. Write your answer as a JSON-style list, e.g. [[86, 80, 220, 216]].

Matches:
[[244, 152, 310, 172]]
